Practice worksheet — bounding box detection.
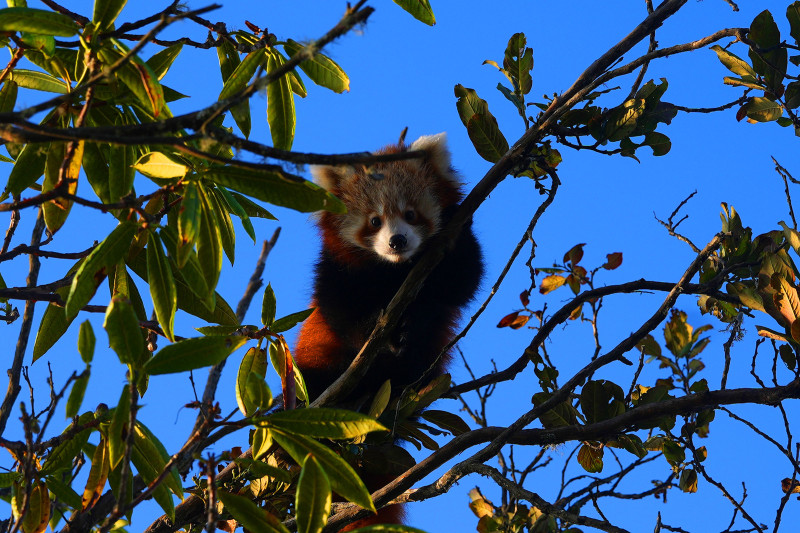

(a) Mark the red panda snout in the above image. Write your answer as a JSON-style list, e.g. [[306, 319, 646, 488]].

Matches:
[[372, 215, 424, 263]]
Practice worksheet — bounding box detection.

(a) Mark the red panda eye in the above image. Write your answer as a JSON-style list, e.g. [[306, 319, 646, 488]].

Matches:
[[404, 210, 416, 222], [370, 216, 382, 228]]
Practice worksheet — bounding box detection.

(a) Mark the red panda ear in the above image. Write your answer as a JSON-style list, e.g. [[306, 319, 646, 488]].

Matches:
[[310, 165, 357, 192], [408, 133, 457, 183]]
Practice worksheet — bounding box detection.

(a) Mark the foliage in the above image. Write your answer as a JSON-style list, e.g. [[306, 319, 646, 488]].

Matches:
[[0, 1, 800, 533]]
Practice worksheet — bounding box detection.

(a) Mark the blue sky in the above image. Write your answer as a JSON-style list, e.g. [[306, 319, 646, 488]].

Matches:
[[3, 1, 800, 531]]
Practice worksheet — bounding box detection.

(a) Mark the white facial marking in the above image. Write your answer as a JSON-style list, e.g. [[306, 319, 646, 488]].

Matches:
[[373, 217, 422, 263]]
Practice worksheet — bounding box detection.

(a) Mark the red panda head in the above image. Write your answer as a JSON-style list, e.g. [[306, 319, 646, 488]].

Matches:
[[311, 133, 464, 265]]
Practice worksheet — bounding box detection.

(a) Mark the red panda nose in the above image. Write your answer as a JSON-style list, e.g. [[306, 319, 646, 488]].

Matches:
[[389, 234, 407, 251]]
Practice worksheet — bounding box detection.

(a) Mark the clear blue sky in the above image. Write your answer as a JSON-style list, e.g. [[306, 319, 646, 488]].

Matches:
[[3, 1, 800, 531]]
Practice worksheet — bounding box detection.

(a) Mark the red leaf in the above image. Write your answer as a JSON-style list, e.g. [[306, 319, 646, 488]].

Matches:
[[602, 252, 623, 270], [563, 243, 586, 265], [497, 311, 521, 328], [520, 290, 530, 307]]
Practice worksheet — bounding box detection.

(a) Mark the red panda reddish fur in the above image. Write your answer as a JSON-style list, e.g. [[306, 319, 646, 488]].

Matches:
[[293, 133, 483, 529]]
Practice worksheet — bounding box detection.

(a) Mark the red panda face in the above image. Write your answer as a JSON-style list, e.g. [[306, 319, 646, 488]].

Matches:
[[311, 133, 464, 264]]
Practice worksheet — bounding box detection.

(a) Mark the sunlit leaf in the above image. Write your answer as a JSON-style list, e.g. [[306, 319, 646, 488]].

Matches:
[[81, 437, 110, 510], [42, 140, 83, 233], [147, 231, 177, 342], [218, 491, 290, 533], [577, 443, 603, 473], [266, 50, 296, 151], [392, 0, 435, 25], [93, 0, 127, 30], [454, 84, 508, 163], [144, 335, 248, 375], [259, 408, 386, 439], [0, 7, 78, 36], [284, 39, 349, 93], [133, 151, 188, 180], [236, 347, 268, 417]]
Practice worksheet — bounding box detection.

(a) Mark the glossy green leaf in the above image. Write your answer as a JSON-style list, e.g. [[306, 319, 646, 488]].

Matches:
[[133, 152, 188, 180], [92, 0, 126, 29], [454, 84, 508, 163], [0, 79, 17, 113], [104, 295, 146, 366], [296, 454, 331, 533], [65, 371, 89, 418], [271, 308, 314, 333], [605, 99, 645, 142], [420, 409, 470, 436], [97, 46, 165, 117], [160, 227, 213, 310], [66, 221, 137, 319], [32, 301, 75, 362], [234, 458, 291, 483], [0, 7, 78, 36], [217, 186, 256, 242], [44, 475, 81, 509], [643, 131, 671, 156], [5, 142, 48, 196], [178, 181, 201, 252], [284, 39, 349, 93], [229, 191, 277, 220], [260, 408, 386, 439], [392, 0, 435, 25], [144, 335, 248, 375], [130, 423, 176, 520], [78, 321, 95, 364], [270, 428, 375, 512], [108, 383, 130, 469], [146, 43, 181, 80], [262, 284, 276, 327], [40, 416, 93, 475], [201, 166, 345, 213], [236, 347, 268, 416], [42, 140, 83, 233], [266, 50, 296, 151], [218, 491, 290, 533], [147, 231, 177, 342], [207, 187, 236, 264], [196, 184, 223, 293], [219, 48, 265, 101], [8, 68, 67, 92], [21, 31, 54, 56], [252, 426, 273, 460], [216, 39, 251, 138], [108, 142, 135, 201], [81, 141, 112, 204]]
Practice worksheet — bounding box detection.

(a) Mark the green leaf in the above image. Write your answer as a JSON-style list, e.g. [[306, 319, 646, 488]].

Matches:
[[8, 68, 67, 92], [260, 408, 386, 439], [0, 79, 17, 113], [78, 321, 95, 364], [420, 409, 470, 436], [679, 468, 698, 493], [392, 0, 435, 25], [42, 140, 83, 234], [710, 45, 757, 77], [262, 284, 276, 327], [81, 141, 112, 204], [643, 131, 671, 156], [130, 422, 178, 520], [219, 48, 266, 101], [252, 427, 273, 460], [454, 84, 508, 163], [271, 429, 375, 512], [207, 187, 236, 264], [65, 371, 89, 418], [66, 221, 138, 319], [266, 50, 296, 151], [748, 10, 787, 93], [108, 383, 130, 469], [45, 475, 81, 509], [662, 439, 685, 465], [92, 0, 126, 30], [97, 46, 165, 117], [580, 380, 624, 424], [296, 455, 331, 533], [234, 458, 292, 483], [5, 142, 48, 196], [742, 97, 783, 122], [144, 335, 248, 375], [236, 347, 268, 417], [147, 231, 177, 342], [196, 184, 223, 293], [577, 443, 603, 473], [177, 181, 201, 253], [104, 295, 146, 366], [40, 416, 93, 475], [271, 308, 314, 333], [284, 39, 350, 93], [32, 302, 75, 362], [217, 186, 256, 242], [789, 2, 800, 44], [0, 7, 78, 36], [146, 43, 181, 80], [605, 98, 645, 142], [218, 491, 290, 533], [133, 152, 188, 180], [201, 166, 345, 214], [228, 190, 277, 219], [108, 142, 135, 201], [503, 33, 533, 95]]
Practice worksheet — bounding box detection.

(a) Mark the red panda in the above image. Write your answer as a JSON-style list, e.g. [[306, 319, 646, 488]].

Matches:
[[293, 133, 483, 530]]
